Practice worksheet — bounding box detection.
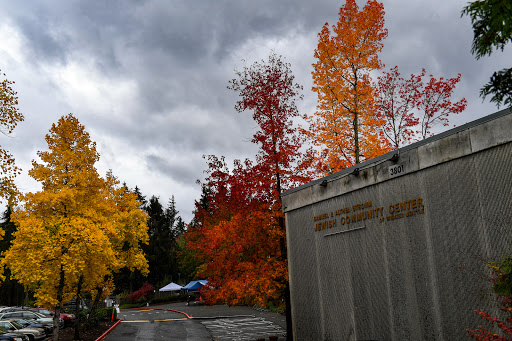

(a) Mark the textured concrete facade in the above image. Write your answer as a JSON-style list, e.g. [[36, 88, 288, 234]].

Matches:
[[282, 109, 512, 341]]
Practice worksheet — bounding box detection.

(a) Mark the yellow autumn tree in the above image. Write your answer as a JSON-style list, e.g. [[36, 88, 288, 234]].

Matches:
[[0, 69, 24, 204], [2, 114, 148, 340], [307, 0, 391, 174]]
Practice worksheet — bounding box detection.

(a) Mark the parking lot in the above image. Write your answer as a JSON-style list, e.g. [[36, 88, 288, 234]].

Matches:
[[105, 303, 286, 341]]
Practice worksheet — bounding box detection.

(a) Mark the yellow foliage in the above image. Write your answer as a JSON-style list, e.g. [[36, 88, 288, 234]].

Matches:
[[0, 69, 24, 205], [2, 114, 148, 308]]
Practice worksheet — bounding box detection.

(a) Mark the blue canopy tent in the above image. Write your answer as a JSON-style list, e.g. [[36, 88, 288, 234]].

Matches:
[[183, 280, 208, 305], [182, 280, 208, 291]]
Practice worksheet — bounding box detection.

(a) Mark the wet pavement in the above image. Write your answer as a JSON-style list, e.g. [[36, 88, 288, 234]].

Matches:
[[105, 302, 286, 341]]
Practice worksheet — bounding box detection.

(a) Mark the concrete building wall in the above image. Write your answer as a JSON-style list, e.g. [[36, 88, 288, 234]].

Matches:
[[282, 109, 512, 340]]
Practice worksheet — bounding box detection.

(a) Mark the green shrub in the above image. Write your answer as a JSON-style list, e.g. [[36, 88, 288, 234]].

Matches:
[[83, 308, 116, 329], [119, 302, 147, 309], [267, 301, 285, 314]]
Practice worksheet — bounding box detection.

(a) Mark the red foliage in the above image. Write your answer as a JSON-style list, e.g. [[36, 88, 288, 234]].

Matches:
[[376, 66, 467, 147], [467, 308, 512, 340], [417, 71, 467, 139], [188, 156, 287, 306], [129, 282, 154, 303], [185, 54, 313, 307], [467, 259, 512, 340], [376, 66, 421, 148], [229, 52, 317, 189]]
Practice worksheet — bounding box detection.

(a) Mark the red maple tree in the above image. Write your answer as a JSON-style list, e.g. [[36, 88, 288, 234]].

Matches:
[[185, 53, 313, 307], [188, 156, 286, 306], [376, 66, 421, 148], [377, 66, 467, 147], [228, 52, 315, 192], [417, 71, 467, 139]]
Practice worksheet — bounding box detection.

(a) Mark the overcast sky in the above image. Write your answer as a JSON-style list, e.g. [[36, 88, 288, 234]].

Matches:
[[0, 0, 510, 223]]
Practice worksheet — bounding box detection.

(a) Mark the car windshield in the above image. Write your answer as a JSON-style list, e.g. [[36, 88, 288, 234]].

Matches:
[[30, 311, 45, 318], [11, 321, 24, 329], [14, 320, 29, 327], [0, 323, 13, 331], [36, 309, 51, 315]]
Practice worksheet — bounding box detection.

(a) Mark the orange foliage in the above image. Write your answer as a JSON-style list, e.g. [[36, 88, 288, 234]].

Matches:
[[187, 156, 287, 306], [307, 0, 391, 174]]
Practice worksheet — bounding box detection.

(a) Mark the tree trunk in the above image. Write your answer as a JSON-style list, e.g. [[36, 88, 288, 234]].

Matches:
[[275, 151, 293, 341], [53, 266, 65, 341], [87, 286, 104, 324], [279, 215, 293, 341], [74, 275, 83, 340], [354, 111, 360, 165]]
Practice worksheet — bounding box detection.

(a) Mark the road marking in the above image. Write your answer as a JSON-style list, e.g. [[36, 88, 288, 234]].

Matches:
[[201, 317, 285, 341], [121, 320, 150, 323], [119, 308, 188, 324]]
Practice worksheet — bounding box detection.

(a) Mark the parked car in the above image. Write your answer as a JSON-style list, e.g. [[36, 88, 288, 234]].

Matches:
[[12, 320, 51, 339], [0, 321, 45, 341], [0, 309, 30, 314], [0, 328, 29, 341], [28, 308, 75, 327], [0, 311, 63, 330], [62, 299, 88, 312]]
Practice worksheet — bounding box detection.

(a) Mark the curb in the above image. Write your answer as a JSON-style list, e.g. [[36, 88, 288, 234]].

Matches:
[[119, 307, 256, 320], [95, 319, 122, 341], [119, 307, 191, 318], [151, 307, 191, 319]]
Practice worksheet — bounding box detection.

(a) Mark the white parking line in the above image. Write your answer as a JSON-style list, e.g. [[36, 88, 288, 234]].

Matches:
[[201, 317, 285, 341]]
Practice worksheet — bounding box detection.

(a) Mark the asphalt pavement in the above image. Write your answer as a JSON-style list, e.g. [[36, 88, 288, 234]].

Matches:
[[105, 302, 286, 341]]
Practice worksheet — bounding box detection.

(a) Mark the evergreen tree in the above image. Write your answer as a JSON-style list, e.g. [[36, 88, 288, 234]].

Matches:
[[0, 206, 24, 305], [165, 196, 185, 239], [145, 196, 175, 287], [174, 217, 186, 239], [133, 186, 147, 210], [189, 186, 211, 229], [113, 190, 187, 291]]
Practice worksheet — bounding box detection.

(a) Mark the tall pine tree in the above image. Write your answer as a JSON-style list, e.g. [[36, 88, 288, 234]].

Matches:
[[0, 206, 24, 305]]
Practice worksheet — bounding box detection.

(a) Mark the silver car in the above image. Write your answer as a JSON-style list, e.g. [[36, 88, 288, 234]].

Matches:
[[0, 311, 62, 330], [0, 320, 44, 341]]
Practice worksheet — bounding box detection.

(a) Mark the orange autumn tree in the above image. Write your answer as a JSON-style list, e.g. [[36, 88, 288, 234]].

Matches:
[[186, 54, 313, 307], [307, 0, 390, 174]]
